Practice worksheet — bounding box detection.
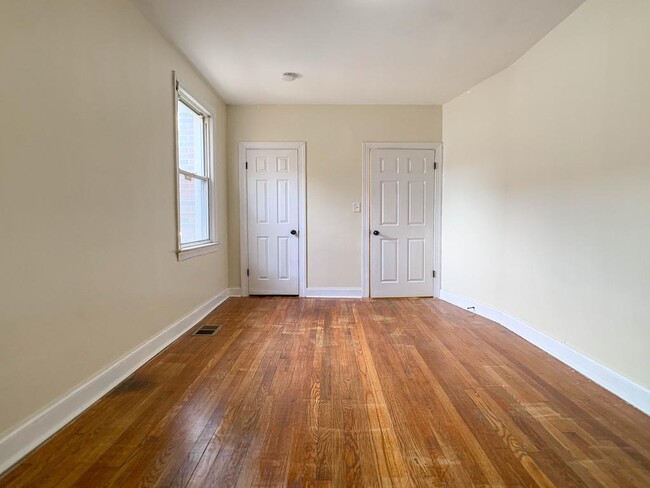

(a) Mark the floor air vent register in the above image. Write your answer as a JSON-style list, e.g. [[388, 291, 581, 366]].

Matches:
[[192, 325, 222, 336]]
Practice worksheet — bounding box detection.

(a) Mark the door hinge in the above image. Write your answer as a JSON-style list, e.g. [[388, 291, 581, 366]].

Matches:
[[433, 270, 436, 278], [245, 161, 248, 169], [434, 162, 438, 170], [246, 268, 249, 277]]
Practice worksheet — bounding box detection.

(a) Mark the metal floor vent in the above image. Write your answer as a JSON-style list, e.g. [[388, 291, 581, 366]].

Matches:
[[193, 325, 222, 336]]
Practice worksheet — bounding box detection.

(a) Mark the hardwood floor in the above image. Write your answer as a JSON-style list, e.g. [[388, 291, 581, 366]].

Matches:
[[2, 297, 649, 487]]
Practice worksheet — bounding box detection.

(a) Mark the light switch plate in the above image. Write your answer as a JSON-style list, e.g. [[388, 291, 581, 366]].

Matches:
[[352, 202, 361, 213]]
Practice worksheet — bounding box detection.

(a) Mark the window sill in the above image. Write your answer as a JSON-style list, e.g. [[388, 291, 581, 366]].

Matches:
[[177, 242, 220, 261]]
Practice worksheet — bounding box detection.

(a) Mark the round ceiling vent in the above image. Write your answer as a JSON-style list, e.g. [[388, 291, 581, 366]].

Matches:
[[281, 72, 301, 82]]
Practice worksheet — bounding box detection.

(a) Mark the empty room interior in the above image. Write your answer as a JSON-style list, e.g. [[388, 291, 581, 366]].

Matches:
[[1, 0, 649, 486]]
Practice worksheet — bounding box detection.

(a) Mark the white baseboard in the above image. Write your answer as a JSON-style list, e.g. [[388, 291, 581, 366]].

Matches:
[[439, 290, 503, 323], [439, 290, 650, 416], [227, 287, 362, 298], [304, 287, 363, 298], [228, 287, 242, 297], [0, 288, 232, 475]]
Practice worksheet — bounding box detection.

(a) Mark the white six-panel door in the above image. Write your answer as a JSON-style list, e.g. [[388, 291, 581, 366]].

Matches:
[[370, 149, 435, 297], [247, 149, 299, 295]]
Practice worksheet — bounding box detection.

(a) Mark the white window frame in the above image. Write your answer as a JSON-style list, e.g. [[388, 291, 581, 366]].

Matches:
[[173, 72, 219, 261]]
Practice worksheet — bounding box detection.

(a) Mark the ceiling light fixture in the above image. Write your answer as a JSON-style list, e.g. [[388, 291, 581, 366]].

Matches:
[[281, 72, 301, 82]]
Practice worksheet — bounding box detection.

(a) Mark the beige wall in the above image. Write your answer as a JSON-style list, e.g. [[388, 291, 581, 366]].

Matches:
[[443, 0, 650, 387], [0, 0, 228, 437], [226, 105, 442, 289]]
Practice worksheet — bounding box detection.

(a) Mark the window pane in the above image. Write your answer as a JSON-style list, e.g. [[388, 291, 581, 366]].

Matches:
[[178, 100, 206, 176], [179, 174, 209, 245]]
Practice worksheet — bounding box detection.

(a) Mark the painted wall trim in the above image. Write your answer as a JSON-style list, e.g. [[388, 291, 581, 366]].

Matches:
[[228, 287, 243, 297], [304, 287, 363, 298], [439, 289, 650, 416], [0, 288, 232, 475]]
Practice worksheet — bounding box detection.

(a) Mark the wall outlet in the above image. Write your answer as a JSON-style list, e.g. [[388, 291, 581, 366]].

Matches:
[[352, 202, 361, 213]]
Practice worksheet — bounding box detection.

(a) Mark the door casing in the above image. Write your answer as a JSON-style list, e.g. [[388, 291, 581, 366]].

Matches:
[[239, 142, 306, 297], [362, 142, 443, 298]]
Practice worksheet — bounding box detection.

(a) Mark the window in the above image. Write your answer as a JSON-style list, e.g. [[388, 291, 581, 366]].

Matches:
[[174, 75, 218, 260]]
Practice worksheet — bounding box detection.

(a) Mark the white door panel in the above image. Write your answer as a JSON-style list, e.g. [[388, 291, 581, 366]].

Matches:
[[381, 180, 399, 225], [407, 238, 426, 282], [247, 149, 299, 295], [370, 149, 435, 297], [381, 239, 399, 282]]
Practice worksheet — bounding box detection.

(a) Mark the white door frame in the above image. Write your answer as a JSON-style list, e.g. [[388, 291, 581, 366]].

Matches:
[[362, 142, 443, 298], [239, 142, 307, 297]]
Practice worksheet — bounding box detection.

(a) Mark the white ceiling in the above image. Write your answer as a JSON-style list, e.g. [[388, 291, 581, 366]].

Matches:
[[133, 0, 584, 105]]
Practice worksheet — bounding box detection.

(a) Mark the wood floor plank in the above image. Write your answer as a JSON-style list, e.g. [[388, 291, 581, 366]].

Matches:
[[1, 297, 649, 487]]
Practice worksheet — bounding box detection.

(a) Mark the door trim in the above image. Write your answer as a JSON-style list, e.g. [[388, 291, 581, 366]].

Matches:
[[362, 142, 443, 298], [239, 142, 307, 297]]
